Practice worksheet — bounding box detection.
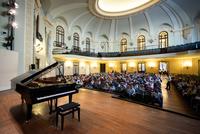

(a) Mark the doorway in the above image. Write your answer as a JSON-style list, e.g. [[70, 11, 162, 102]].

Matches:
[[100, 63, 106, 73], [73, 62, 79, 75]]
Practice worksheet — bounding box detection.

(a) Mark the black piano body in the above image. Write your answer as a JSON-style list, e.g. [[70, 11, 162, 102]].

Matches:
[[11, 62, 78, 121]]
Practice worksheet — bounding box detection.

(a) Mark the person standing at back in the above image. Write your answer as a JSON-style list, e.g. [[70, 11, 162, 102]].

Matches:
[[166, 74, 172, 91]]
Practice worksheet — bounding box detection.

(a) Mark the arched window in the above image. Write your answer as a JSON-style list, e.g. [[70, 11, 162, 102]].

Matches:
[[121, 38, 127, 52], [56, 25, 64, 47], [86, 37, 90, 52], [137, 35, 145, 50], [159, 31, 168, 48], [73, 33, 79, 47]]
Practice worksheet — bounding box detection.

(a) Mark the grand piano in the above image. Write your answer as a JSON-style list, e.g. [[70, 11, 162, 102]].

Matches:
[[11, 62, 79, 121]]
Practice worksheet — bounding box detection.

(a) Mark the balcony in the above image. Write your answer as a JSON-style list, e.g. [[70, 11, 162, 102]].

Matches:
[[52, 42, 200, 57]]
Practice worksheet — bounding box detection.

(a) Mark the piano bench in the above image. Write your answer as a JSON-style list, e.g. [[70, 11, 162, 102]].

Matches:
[[56, 102, 80, 130]]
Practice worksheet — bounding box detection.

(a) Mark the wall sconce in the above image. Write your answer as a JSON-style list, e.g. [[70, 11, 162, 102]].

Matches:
[[128, 62, 136, 68], [148, 62, 156, 68], [109, 63, 115, 71], [109, 63, 115, 68], [65, 61, 72, 68], [80, 62, 85, 69], [91, 62, 97, 69], [183, 61, 192, 69]]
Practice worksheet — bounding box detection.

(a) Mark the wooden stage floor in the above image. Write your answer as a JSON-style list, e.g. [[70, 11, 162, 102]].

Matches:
[[0, 88, 200, 134]]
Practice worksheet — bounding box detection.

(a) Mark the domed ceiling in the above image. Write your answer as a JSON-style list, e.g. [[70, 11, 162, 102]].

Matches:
[[89, 0, 160, 18], [41, 0, 200, 50]]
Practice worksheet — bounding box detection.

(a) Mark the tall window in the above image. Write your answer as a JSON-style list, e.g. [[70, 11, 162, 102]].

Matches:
[[159, 62, 168, 73], [159, 31, 168, 48], [121, 63, 127, 72], [137, 35, 145, 50], [138, 62, 146, 73], [121, 38, 127, 52], [73, 33, 79, 47], [86, 37, 90, 52], [56, 25, 64, 47]]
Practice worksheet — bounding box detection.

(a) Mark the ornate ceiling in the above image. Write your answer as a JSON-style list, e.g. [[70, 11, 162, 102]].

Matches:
[[41, 0, 200, 42]]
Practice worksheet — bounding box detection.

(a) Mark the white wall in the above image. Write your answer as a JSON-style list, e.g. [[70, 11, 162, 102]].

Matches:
[[0, 49, 18, 91], [14, 0, 26, 74]]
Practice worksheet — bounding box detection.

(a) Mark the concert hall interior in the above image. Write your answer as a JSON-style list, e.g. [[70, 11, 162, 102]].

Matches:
[[0, 0, 200, 133]]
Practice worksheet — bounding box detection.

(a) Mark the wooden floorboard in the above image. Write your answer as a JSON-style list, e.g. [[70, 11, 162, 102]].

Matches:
[[0, 89, 200, 134]]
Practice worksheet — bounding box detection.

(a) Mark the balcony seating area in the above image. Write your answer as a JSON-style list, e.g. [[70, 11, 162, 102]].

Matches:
[[69, 72, 163, 107], [52, 42, 200, 57]]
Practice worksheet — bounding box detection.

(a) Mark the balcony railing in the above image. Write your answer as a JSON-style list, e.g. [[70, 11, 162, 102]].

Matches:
[[52, 42, 200, 57], [53, 41, 66, 48]]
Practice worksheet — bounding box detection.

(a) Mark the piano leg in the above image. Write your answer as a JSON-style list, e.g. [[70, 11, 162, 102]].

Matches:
[[54, 99, 58, 110], [49, 99, 58, 114], [26, 104, 32, 122], [69, 94, 72, 103], [49, 99, 53, 114], [21, 95, 25, 104]]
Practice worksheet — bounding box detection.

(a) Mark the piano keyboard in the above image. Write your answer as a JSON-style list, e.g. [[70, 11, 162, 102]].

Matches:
[[37, 90, 76, 101]]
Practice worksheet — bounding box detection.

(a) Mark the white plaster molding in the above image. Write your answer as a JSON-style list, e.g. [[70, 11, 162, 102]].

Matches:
[[144, 11, 154, 37], [128, 16, 134, 40], [49, 3, 87, 19], [69, 11, 90, 32], [82, 16, 96, 37]]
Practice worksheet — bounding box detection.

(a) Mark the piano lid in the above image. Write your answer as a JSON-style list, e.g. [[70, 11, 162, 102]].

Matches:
[[11, 70, 38, 89], [11, 62, 62, 89]]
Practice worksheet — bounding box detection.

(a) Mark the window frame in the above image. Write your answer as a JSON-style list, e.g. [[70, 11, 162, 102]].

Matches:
[[137, 35, 146, 50], [120, 38, 127, 52], [159, 31, 168, 48], [73, 33, 79, 47], [56, 25, 65, 47], [86, 37, 90, 52]]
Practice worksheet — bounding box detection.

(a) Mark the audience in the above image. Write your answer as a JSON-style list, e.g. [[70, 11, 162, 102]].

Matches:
[[172, 74, 200, 111], [68, 72, 163, 107], [65, 73, 200, 111]]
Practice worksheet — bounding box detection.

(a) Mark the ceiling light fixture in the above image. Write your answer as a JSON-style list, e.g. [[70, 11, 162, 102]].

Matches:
[[98, 0, 151, 13], [89, 0, 160, 18]]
